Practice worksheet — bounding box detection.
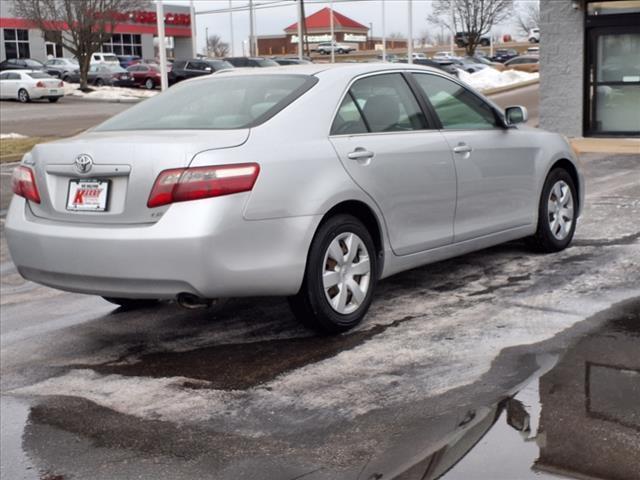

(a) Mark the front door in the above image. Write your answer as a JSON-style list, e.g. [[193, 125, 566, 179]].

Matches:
[[329, 72, 457, 256], [412, 72, 538, 242]]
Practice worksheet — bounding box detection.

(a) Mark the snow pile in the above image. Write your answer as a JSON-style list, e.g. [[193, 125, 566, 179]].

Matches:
[[458, 68, 539, 92], [0, 133, 28, 140], [63, 82, 158, 101]]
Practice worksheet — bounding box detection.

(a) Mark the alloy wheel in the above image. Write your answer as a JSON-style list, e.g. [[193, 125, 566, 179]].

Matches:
[[548, 180, 574, 240], [322, 232, 371, 315]]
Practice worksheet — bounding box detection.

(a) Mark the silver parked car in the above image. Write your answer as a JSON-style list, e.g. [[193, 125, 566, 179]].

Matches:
[[6, 64, 583, 333]]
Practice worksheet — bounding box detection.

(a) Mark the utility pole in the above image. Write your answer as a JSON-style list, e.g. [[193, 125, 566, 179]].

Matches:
[[189, 0, 197, 58], [297, 0, 304, 60], [229, 0, 234, 56], [249, 0, 255, 56], [330, 0, 335, 63], [205, 26, 209, 56], [407, 0, 413, 64], [300, 0, 309, 57], [382, 0, 386, 61], [450, 0, 455, 54], [156, 0, 168, 91]]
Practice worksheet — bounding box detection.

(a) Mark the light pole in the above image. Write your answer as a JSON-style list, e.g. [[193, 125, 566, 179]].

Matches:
[[407, 0, 413, 64], [155, 0, 168, 91], [330, 0, 335, 64], [382, 0, 386, 62], [297, 0, 304, 60], [189, 0, 197, 58], [249, 0, 255, 56], [229, 0, 235, 56], [205, 26, 209, 56]]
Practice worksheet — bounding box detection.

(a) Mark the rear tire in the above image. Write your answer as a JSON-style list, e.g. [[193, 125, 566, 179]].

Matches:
[[102, 297, 159, 309], [95, 78, 104, 87], [289, 214, 377, 334], [144, 78, 155, 90], [18, 89, 30, 103], [527, 168, 578, 253]]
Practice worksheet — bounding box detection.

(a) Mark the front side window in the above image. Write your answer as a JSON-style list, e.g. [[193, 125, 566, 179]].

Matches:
[[95, 74, 316, 131], [348, 73, 427, 133], [413, 73, 499, 130]]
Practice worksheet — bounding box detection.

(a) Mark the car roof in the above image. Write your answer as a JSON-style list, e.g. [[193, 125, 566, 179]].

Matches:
[[189, 63, 445, 82]]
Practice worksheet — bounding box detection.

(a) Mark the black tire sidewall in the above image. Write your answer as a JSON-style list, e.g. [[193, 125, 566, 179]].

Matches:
[[302, 215, 377, 332], [537, 169, 578, 250]]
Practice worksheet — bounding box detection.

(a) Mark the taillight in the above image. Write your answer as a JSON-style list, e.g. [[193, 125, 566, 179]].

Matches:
[[147, 163, 260, 208], [36, 81, 45, 88], [58, 81, 64, 87], [11, 166, 41, 203]]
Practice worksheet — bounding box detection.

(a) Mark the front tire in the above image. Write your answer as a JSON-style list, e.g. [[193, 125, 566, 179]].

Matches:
[[528, 168, 577, 252], [102, 297, 159, 309], [144, 78, 155, 90], [289, 214, 377, 334]]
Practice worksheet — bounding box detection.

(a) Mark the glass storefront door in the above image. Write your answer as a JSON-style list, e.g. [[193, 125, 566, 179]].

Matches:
[[585, 21, 640, 136]]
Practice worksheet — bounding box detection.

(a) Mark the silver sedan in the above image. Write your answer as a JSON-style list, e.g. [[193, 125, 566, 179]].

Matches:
[[6, 64, 583, 333]]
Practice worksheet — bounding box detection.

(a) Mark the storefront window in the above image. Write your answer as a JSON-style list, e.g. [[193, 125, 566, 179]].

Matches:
[[101, 34, 142, 57], [3, 29, 30, 59], [594, 32, 640, 133]]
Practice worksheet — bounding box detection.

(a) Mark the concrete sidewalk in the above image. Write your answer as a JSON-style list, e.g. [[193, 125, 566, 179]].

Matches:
[[571, 137, 640, 155]]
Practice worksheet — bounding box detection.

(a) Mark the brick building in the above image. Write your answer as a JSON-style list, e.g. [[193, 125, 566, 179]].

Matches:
[[257, 7, 406, 56], [539, 0, 639, 137]]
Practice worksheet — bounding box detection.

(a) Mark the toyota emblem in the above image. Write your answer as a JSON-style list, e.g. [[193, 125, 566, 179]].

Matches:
[[74, 154, 93, 173]]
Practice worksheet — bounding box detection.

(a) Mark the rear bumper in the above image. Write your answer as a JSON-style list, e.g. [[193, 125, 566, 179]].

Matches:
[[6, 195, 321, 299]]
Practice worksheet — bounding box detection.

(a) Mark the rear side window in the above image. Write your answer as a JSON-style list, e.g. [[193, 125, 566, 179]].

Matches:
[[348, 73, 427, 133], [95, 74, 317, 131], [331, 94, 368, 135], [413, 73, 499, 130]]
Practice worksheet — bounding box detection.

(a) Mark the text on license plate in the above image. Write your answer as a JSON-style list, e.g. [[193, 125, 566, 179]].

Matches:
[[67, 179, 109, 211]]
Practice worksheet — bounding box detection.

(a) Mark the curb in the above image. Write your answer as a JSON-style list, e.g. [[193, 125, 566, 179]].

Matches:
[[484, 78, 540, 96], [65, 96, 144, 104]]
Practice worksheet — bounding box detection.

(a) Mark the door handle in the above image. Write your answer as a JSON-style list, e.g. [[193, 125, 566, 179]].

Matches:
[[347, 148, 375, 161], [453, 144, 473, 154]]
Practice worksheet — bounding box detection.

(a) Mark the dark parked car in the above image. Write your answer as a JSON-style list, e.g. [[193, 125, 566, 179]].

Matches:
[[272, 57, 312, 65], [117, 55, 141, 68], [127, 63, 162, 89], [66, 64, 135, 87], [455, 32, 490, 47], [44, 58, 79, 80], [491, 49, 519, 63], [397, 58, 459, 77], [0, 58, 45, 71], [223, 57, 279, 68], [168, 59, 232, 84]]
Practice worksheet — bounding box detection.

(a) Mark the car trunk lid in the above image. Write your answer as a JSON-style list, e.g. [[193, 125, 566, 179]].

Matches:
[[26, 129, 249, 224]]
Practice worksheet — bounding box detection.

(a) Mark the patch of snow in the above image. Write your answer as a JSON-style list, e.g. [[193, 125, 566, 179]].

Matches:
[[459, 68, 539, 92], [0, 133, 28, 140], [63, 82, 157, 101]]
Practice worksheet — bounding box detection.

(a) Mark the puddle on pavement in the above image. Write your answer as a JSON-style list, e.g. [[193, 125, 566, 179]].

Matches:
[[13, 299, 640, 480]]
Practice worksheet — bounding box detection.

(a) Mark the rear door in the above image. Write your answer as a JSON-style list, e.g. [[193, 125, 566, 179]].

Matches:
[[411, 72, 538, 242], [330, 72, 457, 255]]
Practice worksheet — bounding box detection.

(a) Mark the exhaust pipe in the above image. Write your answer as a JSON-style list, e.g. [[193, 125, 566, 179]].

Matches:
[[176, 293, 213, 310]]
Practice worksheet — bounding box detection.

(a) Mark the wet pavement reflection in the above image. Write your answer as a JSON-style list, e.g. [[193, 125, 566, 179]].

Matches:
[[11, 298, 639, 480]]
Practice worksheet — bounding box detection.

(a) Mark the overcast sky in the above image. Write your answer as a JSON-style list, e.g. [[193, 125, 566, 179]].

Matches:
[[165, 0, 538, 56]]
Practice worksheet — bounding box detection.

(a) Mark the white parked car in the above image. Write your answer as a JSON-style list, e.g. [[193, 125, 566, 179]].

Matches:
[[529, 28, 540, 43], [0, 70, 64, 103], [316, 42, 355, 55], [433, 51, 456, 60], [412, 52, 428, 60], [90, 53, 120, 66]]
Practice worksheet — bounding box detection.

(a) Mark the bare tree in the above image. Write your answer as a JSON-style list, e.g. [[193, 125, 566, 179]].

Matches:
[[515, 1, 540, 37], [389, 32, 405, 40], [13, 0, 138, 90], [418, 29, 434, 48], [428, 0, 513, 55], [204, 34, 229, 58]]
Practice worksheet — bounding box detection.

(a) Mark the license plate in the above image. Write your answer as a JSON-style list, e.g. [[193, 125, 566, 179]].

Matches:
[[67, 179, 109, 211], [49, 89, 58, 94], [121, 76, 129, 80]]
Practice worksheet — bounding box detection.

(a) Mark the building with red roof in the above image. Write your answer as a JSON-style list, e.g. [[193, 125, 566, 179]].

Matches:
[[258, 7, 405, 57]]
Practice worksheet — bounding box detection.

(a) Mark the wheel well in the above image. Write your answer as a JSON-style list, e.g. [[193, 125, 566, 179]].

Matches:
[[322, 200, 384, 265], [550, 159, 581, 213]]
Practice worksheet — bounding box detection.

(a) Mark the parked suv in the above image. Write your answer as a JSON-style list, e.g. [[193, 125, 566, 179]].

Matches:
[[315, 42, 355, 55], [455, 32, 490, 47], [223, 57, 280, 68], [168, 59, 233, 84]]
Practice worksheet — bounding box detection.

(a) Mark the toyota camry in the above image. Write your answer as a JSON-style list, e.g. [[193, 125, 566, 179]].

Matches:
[[6, 64, 583, 333]]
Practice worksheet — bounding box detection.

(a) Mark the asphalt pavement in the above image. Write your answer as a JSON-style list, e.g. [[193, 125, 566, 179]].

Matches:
[[1, 151, 638, 479]]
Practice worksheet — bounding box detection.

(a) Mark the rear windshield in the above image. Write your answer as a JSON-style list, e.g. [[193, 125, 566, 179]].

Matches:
[[27, 72, 52, 79], [256, 59, 279, 67], [95, 74, 316, 131], [206, 60, 233, 70]]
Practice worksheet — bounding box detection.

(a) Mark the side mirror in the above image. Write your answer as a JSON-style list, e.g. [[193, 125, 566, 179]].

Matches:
[[505, 105, 528, 125]]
